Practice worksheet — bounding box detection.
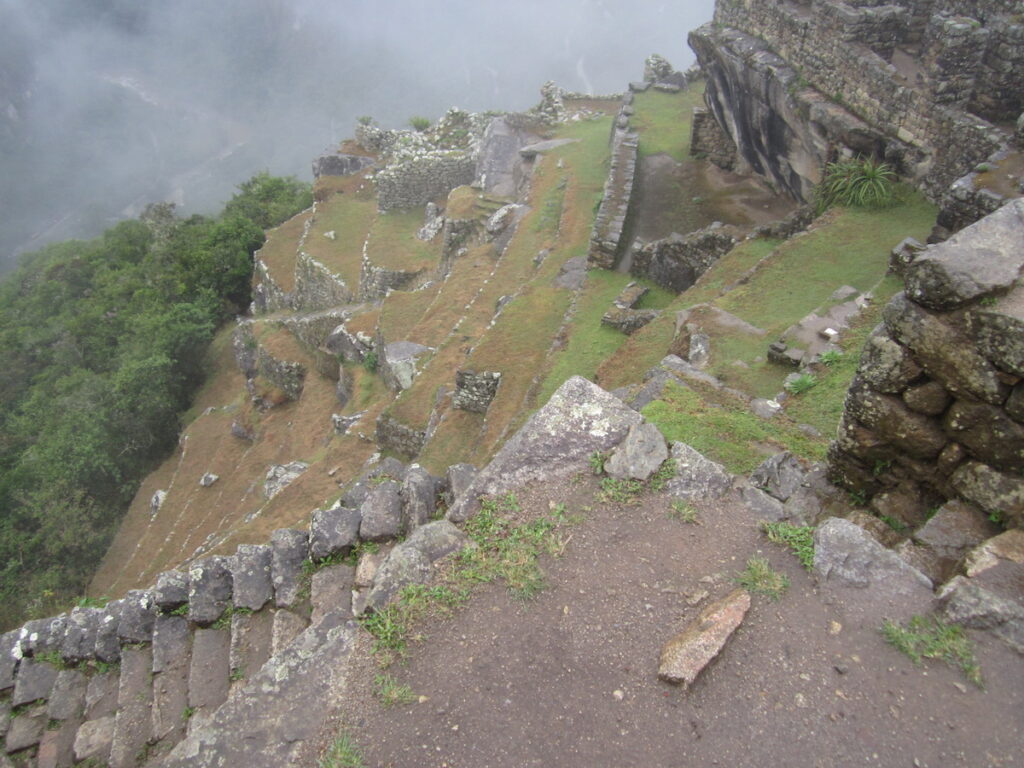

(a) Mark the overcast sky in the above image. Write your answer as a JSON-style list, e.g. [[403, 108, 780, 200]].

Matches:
[[0, 0, 715, 266]]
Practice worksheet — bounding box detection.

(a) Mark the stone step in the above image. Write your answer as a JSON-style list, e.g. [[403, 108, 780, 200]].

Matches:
[[229, 609, 275, 693], [109, 645, 153, 768], [151, 616, 192, 750], [186, 628, 231, 729]]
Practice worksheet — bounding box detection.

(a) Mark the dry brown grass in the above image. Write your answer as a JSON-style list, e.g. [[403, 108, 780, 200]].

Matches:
[[254, 211, 312, 293]]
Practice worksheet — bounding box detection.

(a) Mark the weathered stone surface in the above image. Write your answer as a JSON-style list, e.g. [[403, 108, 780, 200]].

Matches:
[[188, 628, 230, 716], [366, 456, 408, 483], [1007, 382, 1024, 423], [272, 610, 309, 657], [938, 576, 1024, 653], [380, 341, 432, 391], [945, 400, 1024, 471], [631, 226, 738, 294], [359, 481, 403, 542], [904, 200, 1024, 310], [19, 615, 67, 657], [365, 546, 432, 613], [271, 529, 309, 609], [47, 669, 87, 721], [154, 570, 190, 610], [814, 518, 933, 594], [605, 421, 669, 481], [231, 544, 274, 612], [902, 380, 952, 416], [117, 589, 156, 644], [405, 520, 469, 563], [311, 565, 355, 625], [883, 293, 1008, 404], [94, 601, 122, 664], [445, 463, 477, 506], [401, 465, 438, 533], [74, 716, 115, 763], [737, 483, 786, 521], [37, 720, 78, 768], [963, 529, 1024, 577], [846, 380, 947, 460], [782, 486, 825, 526], [968, 289, 1024, 377], [914, 500, 999, 563], [448, 377, 643, 521], [109, 645, 153, 768], [61, 607, 101, 663], [666, 442, 733, 501], [658, 589, 751, 688], [152, 615, 191, 675], [951, 461, 1024, 528], [264, 461, 309, 500], [452, 370, 501, 413], [750, 452, 805, 503], [162, 614, 357, 768], [0, 632, 19, 691], [229, 609, 274, 686], [309, 506, 361, 561], [152, 663, 189, 746], [84, 669, 119, 720], [12, 658, 58, 707], [189, 556, 233, 626], [6, 705, 46, 753]]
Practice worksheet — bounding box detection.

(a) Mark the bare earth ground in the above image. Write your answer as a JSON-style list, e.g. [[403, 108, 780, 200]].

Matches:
[[312, 474, 1024, 768]]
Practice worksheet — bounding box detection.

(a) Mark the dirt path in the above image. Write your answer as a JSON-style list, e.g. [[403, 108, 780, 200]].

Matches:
[[313, 476, 1024, 768]]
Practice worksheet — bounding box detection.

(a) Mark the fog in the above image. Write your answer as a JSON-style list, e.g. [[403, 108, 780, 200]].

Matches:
[[0, 0, 714, 268]]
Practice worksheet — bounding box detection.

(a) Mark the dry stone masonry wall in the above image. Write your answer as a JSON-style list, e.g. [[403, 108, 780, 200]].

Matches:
[[587, 93, 640, 269], [691, 0, 1022, 202], [828, 200, 1024, 531]]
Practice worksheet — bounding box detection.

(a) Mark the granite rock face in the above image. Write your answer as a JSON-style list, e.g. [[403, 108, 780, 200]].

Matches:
[[447, 377, 642, 521]]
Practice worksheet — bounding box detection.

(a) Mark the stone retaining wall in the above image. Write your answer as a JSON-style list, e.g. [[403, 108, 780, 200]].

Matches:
[[828, 200, 1024, 530], [689, 106, 737, 170], [293, 252, 354, 311], [376, 153, 476, 212], [587, 94, 640, 269], [630, 225, 738, 294]]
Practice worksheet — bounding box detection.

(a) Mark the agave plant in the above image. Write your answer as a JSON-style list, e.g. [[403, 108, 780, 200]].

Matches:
[[815, 157, 896, 213]]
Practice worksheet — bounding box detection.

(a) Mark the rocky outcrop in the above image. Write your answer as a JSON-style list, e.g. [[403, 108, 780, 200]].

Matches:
[[630, 225, 737, 294]]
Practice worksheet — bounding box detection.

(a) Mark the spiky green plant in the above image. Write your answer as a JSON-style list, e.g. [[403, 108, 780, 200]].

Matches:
[[816, 158, 896, 213]]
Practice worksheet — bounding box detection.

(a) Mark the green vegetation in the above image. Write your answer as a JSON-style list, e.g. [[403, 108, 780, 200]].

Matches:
[[881, 615, 982, 687], [0, 173, 312, 629], [594, 458, 676, 504], [668, 500, 700, 524], [319, 733, 366, 768], [735, 556, 789, 601], [785, 373, 818, 395], [644, 382, 826, 473], [631, 86, 706, 162], [761, 521, 815, 570], [373, 673, 417, 707], [408, 116, 431, 132], [815, 158, 896, 213]]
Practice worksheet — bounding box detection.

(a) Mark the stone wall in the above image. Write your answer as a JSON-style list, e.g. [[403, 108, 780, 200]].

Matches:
[[375, 152, 476, 212], [452, 371, 501, 414], [588, 94, 640, 269], [358, 253, 427, 302], [693, 0, 1014, 202], [828, 200, 1024, 530], [252, 257, 292, 315], [630, 225, 739, 294], [690, 106, 737, 170], [294, 252, 354, 311], [256, 348, 306, 403], [375, 412, 427, 458], [312, 153, 375, 179]]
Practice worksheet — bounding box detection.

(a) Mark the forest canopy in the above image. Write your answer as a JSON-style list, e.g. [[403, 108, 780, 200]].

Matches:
[[0, 172, 312, 628]]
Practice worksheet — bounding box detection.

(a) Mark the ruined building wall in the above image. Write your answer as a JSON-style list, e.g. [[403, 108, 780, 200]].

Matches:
[[828, 200, 1024, 529]]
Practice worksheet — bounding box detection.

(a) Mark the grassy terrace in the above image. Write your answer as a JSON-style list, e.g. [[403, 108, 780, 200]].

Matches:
[[254, 210, 312, 294], [631, 86, 706, 162], [365, 208, 439, 272], [303, 176, 376, 290]]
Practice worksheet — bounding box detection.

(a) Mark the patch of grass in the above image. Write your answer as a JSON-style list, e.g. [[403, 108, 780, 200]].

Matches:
[[34, 650, 68, 670], [785, 373, 818, 395], [182, 705, 196, 720], [319, 733, 366, 768], [761, 521, 815, 570], [643, 382, 826, 473], [374, 673, 417, 707], [589, 452, 607, 475], [668, 499, 700, 524], [229, 667, 245, 682], [879, 515, 908, 533], [815, 158, 896, 213], [598, 477, 646, 504], [735, 556, 789, 601], [632, 84, 707, 162], [818, 349, 843, 366], [365, 208, 439, 272], [881, 615, 982, 687]]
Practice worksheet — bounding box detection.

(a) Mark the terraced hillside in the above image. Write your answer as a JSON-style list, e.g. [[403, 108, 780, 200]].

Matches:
[[91, 76, 934, 600]]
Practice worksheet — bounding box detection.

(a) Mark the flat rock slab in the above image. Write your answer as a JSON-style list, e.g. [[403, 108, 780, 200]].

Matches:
[[311, 565, 355, 625], [13, 658, 58, 707], [448, 376, 642, 521], [913, 500, 999, 562], [109, 645, 153, 768], [231, 545, 274, 611], [162, 613, 357, 768], [271, 529, 309, 609], [964, 529, 1024, 577], [230, 609, 275, 685], [814, 518, 932, 597], [666, 442, 733, 500], [659, 589, 751, 688], [188, 628, 230, 716], [6, 705, 46, 753], [47, 669, 87, 721], [272, 610, 309, 657], [74, 715, 115, 764]]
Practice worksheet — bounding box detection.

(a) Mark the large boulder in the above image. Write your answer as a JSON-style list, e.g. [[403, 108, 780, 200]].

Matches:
[[750, 452, 806, 502], [447, 377, 642, 521]]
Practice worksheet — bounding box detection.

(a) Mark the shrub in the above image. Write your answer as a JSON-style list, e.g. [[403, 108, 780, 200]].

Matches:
[[408, 116, 431, 132], [815, 157, 896, 213]]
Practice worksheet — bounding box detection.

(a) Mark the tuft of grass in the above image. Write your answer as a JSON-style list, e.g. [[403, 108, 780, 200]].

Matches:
[[598, 477, 645, 504], [818, 349, 843, 366], [319, 733, 366, 768], [785, 373, 818, 395], [881, 615, 982, 687], [374, 673, 417, 707], [182, 706, 195, 721], [589, 452, 607, 476], [668, 499, 700, 524], [735, 556, 789, 601], [761, 521, 815, 570], [815, 157, 896, 213]]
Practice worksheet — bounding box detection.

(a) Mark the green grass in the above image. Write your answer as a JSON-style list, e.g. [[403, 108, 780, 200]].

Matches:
[[881, 615, 982, 687], [785, 373, 818, 395], [735, 556, 789, 601], [643, 382, 827, 473], [373, 673, 417, 707], [761, 521, 815, 570], [631, 85, 707, 162], [668, 499, 700, 524], [365, 208, 439, 272], [319, 733, 366, 768]]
